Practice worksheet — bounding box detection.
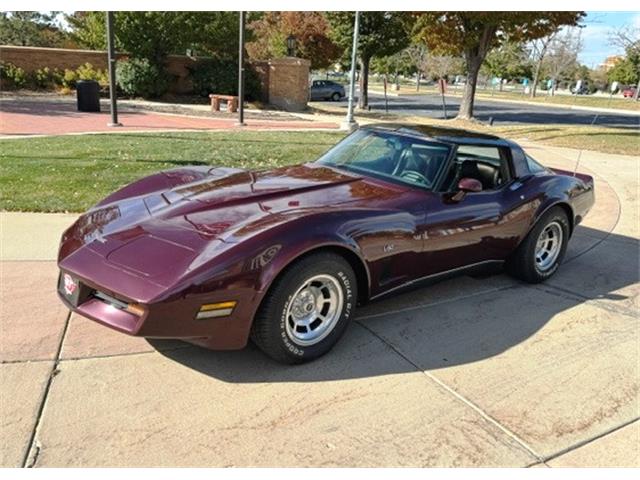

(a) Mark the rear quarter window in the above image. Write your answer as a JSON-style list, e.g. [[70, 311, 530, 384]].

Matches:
[[525, 154, 550, 174]]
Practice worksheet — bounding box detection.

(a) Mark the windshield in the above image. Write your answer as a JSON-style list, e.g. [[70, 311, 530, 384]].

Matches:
[[316, 129, 452, 190]]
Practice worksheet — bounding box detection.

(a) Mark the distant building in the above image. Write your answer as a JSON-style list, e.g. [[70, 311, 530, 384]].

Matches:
[[600, 55, 623, 71]]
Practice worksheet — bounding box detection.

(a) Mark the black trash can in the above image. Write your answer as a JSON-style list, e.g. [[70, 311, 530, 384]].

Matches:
[[76, 80, 101, 112]]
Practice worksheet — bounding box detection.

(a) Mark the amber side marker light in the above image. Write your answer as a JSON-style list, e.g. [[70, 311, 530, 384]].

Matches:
[[125, 303, 146, 317], [196, 301, 237, 320]]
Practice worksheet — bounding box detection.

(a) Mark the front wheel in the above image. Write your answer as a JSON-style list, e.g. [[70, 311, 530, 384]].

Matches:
[[506, 207, 570, 283], [331, 92, 341, 101], [251, 252, 357, 364]]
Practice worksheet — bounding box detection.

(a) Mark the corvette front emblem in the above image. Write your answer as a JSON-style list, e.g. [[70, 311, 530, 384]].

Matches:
[[63, 273, 77, 296]]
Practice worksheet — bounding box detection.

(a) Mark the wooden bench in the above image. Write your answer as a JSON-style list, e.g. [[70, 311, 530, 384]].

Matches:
[[209, 94, 239, 113]]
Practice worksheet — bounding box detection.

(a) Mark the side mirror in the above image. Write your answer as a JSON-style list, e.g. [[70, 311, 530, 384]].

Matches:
[[451, 177, 482, 202], [458, 177, 482, 193]]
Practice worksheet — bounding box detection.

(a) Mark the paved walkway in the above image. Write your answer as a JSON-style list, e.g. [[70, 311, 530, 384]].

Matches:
[[1, 144, 638, 467], [0, 99, 339, 136]]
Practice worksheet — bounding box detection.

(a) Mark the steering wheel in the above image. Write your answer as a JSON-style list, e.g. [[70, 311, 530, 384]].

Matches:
[[401, 170, 429, 185], [391, 148, 411, 176]]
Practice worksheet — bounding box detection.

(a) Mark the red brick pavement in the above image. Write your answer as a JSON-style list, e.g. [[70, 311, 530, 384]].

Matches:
[[0, 100, 338, 136]]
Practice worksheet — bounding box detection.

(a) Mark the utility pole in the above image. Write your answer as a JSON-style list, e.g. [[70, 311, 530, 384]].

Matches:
[[341, 11, 360, 132], [237, 11, 246, 126], [106, 12, 121, 127]]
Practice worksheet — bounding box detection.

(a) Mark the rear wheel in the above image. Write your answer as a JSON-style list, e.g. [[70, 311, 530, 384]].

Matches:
[[251, 253, 357, 364], [331, 92, 341, 101], [507, 207, 570, 283]]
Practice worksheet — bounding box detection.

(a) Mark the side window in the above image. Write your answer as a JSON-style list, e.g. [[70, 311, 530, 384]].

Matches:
[[456, 145, 502, 166], [441, 145, 512, 192], [525, 154, 549, 174]]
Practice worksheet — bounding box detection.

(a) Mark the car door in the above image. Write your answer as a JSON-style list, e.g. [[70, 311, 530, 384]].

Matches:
[[318, 81, 331, 99], [331, 132, 453, 296], [418, 144, 530, 276], [310, 81, 319, 100]]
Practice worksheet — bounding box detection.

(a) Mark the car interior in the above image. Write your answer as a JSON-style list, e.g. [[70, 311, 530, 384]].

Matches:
[[439, 145, 512, 192], [321, 131, 512, 194], [347, 136, 451, 189]]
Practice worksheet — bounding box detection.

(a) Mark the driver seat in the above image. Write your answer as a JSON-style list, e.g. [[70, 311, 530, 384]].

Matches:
[[458, 160, 499, 190]]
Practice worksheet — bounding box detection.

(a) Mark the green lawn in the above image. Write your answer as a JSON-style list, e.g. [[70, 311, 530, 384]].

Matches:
[[0, 131, 345, 212], [2, 125, 637, 213]]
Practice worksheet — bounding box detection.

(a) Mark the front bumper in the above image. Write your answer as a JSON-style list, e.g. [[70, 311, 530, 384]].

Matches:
[[57, 270, 260, 350]]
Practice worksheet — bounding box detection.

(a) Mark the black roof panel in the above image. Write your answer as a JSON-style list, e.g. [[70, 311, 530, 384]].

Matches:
[[363, 123, 513, 147]]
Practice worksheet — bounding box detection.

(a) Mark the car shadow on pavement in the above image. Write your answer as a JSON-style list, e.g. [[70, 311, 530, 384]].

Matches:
[[152, 225, 638, 383]]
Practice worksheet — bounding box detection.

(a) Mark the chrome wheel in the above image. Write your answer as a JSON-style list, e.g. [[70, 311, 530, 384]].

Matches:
[[285, 274, 344, 347], [535, 221, 563, 272]]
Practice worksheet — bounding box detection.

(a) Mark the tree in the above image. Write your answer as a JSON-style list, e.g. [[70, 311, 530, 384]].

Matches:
[[327, 12, 412, 109], [528, 33, 557, 98], [483, 42, 531, 90], [608, 25, 640, 100], [66, 12, 239, 65], [542, 28, 583, 95], [424, 54, 464, 82], [404, 44, 428, 91], [590, 65, 609, 92], [371, 50, 415, 87], [413, 12, 584, 119], [246, 12, 340, 70], [609, 58, 639, 85], [0, 11, 68, 47]]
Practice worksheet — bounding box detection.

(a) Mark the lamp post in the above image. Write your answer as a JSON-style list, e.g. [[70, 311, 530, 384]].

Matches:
[[341, 11, 360, 132], [237, 11, 246, 126], [286, 35, 296, 57], [106, 11, 122, 127]]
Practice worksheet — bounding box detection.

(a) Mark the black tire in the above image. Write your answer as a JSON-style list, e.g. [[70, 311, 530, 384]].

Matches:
[[506, 206, 570, 284], [331, 92, 341, 101], [251, 252, 357, 364]]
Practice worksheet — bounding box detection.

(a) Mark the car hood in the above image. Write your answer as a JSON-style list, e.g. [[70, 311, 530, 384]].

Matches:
[[58, 163, 402, 300]]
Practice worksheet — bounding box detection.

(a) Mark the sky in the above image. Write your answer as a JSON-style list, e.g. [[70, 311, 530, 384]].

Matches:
[[580, 11, 640, 67]]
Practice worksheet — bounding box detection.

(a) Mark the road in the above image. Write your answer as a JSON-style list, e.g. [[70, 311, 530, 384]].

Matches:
[[341, 91, 640, 128]]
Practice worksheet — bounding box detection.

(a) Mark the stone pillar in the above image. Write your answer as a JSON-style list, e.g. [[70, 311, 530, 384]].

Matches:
[[267, 57, 310, 111]]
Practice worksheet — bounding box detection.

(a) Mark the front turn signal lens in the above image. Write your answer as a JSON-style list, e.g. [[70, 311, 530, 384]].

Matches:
[[196, 301, 237, 320], [125, 303, 146, 317]]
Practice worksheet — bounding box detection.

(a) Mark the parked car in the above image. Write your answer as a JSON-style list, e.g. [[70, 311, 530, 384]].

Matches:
[[622, 87, 637, 98], [310, 80, 345, 101], [57, 125, 594, 364]]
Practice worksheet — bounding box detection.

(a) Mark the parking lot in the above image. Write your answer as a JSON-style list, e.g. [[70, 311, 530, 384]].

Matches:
[[1, 141, 638, 467]]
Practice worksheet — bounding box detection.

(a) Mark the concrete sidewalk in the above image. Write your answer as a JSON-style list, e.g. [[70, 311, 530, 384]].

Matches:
[[1, 143, 638, 467]]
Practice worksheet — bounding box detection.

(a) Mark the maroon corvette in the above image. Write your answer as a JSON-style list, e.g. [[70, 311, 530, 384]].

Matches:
[[57, 125, 594, 363]]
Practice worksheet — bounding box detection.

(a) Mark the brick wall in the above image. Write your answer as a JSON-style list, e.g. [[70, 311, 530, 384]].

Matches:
[[0, 45, 199, 94], [267, 58, 310, 111], [0, 45, 308, 108], [0, 45, 111, 72]]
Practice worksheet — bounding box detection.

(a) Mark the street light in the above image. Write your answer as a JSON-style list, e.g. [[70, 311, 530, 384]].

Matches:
[[341, 11, 360, 132], [237, 11, 246, 126], [286, 35, 296, 57], [106, 11, 122, 127]]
